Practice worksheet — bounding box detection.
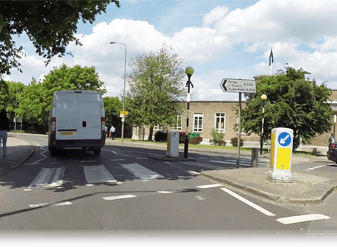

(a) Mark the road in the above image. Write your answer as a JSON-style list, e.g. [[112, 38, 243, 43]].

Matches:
[[0, 134, 336, 233]]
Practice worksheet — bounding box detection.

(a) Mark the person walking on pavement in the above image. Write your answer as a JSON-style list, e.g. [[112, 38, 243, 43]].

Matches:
[[110, 125, 116, 140], [105, 125, 108, 138], [0, 109, 10, 158]]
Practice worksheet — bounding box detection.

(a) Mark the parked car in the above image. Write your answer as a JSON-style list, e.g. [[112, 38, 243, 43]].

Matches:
[[327, 135, 337, 163]]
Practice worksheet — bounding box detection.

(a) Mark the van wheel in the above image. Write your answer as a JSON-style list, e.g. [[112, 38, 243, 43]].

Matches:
[[50, 147, 57, 157], [93, 148, 101, 156]]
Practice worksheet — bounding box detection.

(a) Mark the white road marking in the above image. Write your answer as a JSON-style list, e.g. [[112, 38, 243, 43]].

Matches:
[[110, 159, 125, 161], [189, 171, 200, 175], [276, 214, 330, 225], [136, 157, 149, 160], [196, 196, 205, 200], [52, 201, 72, 206], [103, 195, 137, 201], [111, 151, 117, 154], [158, 190, 175, 194], [29, 145, 48, 164], [24, 189, 31, 191], [29, 201, 72, 208], [221, 187, 275, 216], [197, 184, 223, 189], [83, 165, 116, 184], [211, 160, 251, 165], [121, 163, 164, 179], [29, 203, 49, 208], [28, 167, 65, 188], [306, 165, 326, 171], [80, 160, 96, 163]]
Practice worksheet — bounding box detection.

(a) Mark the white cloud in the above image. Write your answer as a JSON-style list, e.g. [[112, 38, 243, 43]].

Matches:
[[202, 6, 228, 27]]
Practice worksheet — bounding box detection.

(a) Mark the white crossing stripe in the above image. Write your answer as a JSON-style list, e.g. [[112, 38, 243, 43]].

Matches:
[[83, 165, 116, 184], [276, 214, 330, 225], [28, 167, 65, 188], [121, 163, 164, 179], [197, 184, 223, 189], [221, 188, 275, 216], [103, 195, 137, 201]]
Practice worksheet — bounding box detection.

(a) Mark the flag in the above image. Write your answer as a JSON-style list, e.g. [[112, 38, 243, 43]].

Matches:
[[269, 48, 274, 66]]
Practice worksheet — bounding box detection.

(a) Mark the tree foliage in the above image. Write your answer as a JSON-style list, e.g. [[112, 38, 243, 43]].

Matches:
[[16, 64, 106, 132], [0, 80, 25, 119], [126, 45, 186, 140], [0, 0, 120, 87], [241, 67, 333, 149], [103, 96, 122, 128]]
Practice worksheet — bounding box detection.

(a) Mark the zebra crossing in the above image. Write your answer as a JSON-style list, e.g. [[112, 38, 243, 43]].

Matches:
[[25, 162, 170, 188]]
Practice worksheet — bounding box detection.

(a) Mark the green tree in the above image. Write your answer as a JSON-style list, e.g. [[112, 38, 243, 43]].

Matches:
[[241, 67, 333, 150], [126, 45, 186, 140], [0, 0, 120, 87], [0, 81, 26, 120], [16, 64, 106, 133], [103, 96, 122, 129]]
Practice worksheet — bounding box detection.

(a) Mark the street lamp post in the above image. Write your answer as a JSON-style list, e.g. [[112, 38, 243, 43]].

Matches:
[[184, 67, 194, 159], [110, 42, 127, 142], [260, 94, 267, 155]]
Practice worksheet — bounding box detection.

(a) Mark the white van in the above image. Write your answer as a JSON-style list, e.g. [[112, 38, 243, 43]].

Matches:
[[48, 90, 106, 156]]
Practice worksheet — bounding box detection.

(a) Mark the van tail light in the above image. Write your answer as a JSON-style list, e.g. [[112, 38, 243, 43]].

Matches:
[[331, 144, 336, 149], [51, 117, 56, 134]]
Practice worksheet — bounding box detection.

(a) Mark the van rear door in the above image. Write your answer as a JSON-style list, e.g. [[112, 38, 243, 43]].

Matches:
[[55, 93, 79, 140], [78, 92, 101, 140]]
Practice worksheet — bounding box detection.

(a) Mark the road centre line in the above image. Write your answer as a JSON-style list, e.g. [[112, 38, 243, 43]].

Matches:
[[276, 214, 330, 225], [220, 188, 275, 216]]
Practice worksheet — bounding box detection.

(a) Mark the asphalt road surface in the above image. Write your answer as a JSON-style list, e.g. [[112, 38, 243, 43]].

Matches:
[[0, 134, 336, 234]]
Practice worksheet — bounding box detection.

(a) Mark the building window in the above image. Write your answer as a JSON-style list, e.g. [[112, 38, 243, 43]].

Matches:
[[194, 114, 203, 132], [215, 113, 225, 133], [172, 115, 182, 131]]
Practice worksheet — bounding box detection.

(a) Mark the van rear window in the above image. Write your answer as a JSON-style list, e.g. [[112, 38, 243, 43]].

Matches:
[[56, 94, 79, 102], [79, 93, 101, 102]]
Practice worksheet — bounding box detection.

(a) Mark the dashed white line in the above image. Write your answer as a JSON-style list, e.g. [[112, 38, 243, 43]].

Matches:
[[158, 190, 175, 194], [220, 187, 275, 216], [103, 195, 137, 201], [276, 214, 330, 225]]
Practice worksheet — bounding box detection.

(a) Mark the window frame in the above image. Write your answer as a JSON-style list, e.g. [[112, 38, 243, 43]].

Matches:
[[214, 113, 226, 133], [193, 113, 203, 132], [172, 115, 182, 131]]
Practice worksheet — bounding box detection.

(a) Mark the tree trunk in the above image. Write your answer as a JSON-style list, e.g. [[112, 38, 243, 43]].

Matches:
[[148, 126, 154, 141]]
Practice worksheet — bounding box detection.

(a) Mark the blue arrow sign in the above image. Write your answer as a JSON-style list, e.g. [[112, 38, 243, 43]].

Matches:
[[278, 132, 292, 147]]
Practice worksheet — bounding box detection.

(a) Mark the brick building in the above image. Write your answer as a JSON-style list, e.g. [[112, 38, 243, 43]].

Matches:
[[132, 90, 337, 153]]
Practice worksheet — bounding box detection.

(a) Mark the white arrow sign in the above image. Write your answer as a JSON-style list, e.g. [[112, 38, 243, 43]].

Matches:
[[220, 78, 256, 93], [280, 134, 289, 144]]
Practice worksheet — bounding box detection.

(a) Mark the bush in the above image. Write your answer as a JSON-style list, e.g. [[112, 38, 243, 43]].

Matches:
[[230, 137, 244, 147], [211, 129, 226, 146], [154, 131, 167, 142], [190, 137, 203, 145]]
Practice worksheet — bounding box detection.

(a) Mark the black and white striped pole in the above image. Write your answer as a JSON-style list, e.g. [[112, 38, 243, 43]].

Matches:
[[184, 67, 194, 159]]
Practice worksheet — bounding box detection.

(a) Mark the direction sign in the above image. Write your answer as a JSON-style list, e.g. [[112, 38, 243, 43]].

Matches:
[[278, 132, 292, 147], [220, 78, 256, 93]]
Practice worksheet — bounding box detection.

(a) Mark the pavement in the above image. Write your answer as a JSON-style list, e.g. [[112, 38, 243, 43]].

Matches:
[[1, 133, 337, 205]]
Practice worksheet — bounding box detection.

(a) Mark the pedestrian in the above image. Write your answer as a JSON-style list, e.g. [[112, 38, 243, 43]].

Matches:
[[0, 109, 10, 158], [329, 134, 335, 145], [110, 125, 115, 140]]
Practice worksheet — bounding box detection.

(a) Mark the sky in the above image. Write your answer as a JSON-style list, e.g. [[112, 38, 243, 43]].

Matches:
[[4, 0, 337, 101]]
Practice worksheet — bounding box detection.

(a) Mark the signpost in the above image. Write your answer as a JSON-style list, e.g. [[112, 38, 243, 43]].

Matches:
[[220, 78, 257, 168]]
